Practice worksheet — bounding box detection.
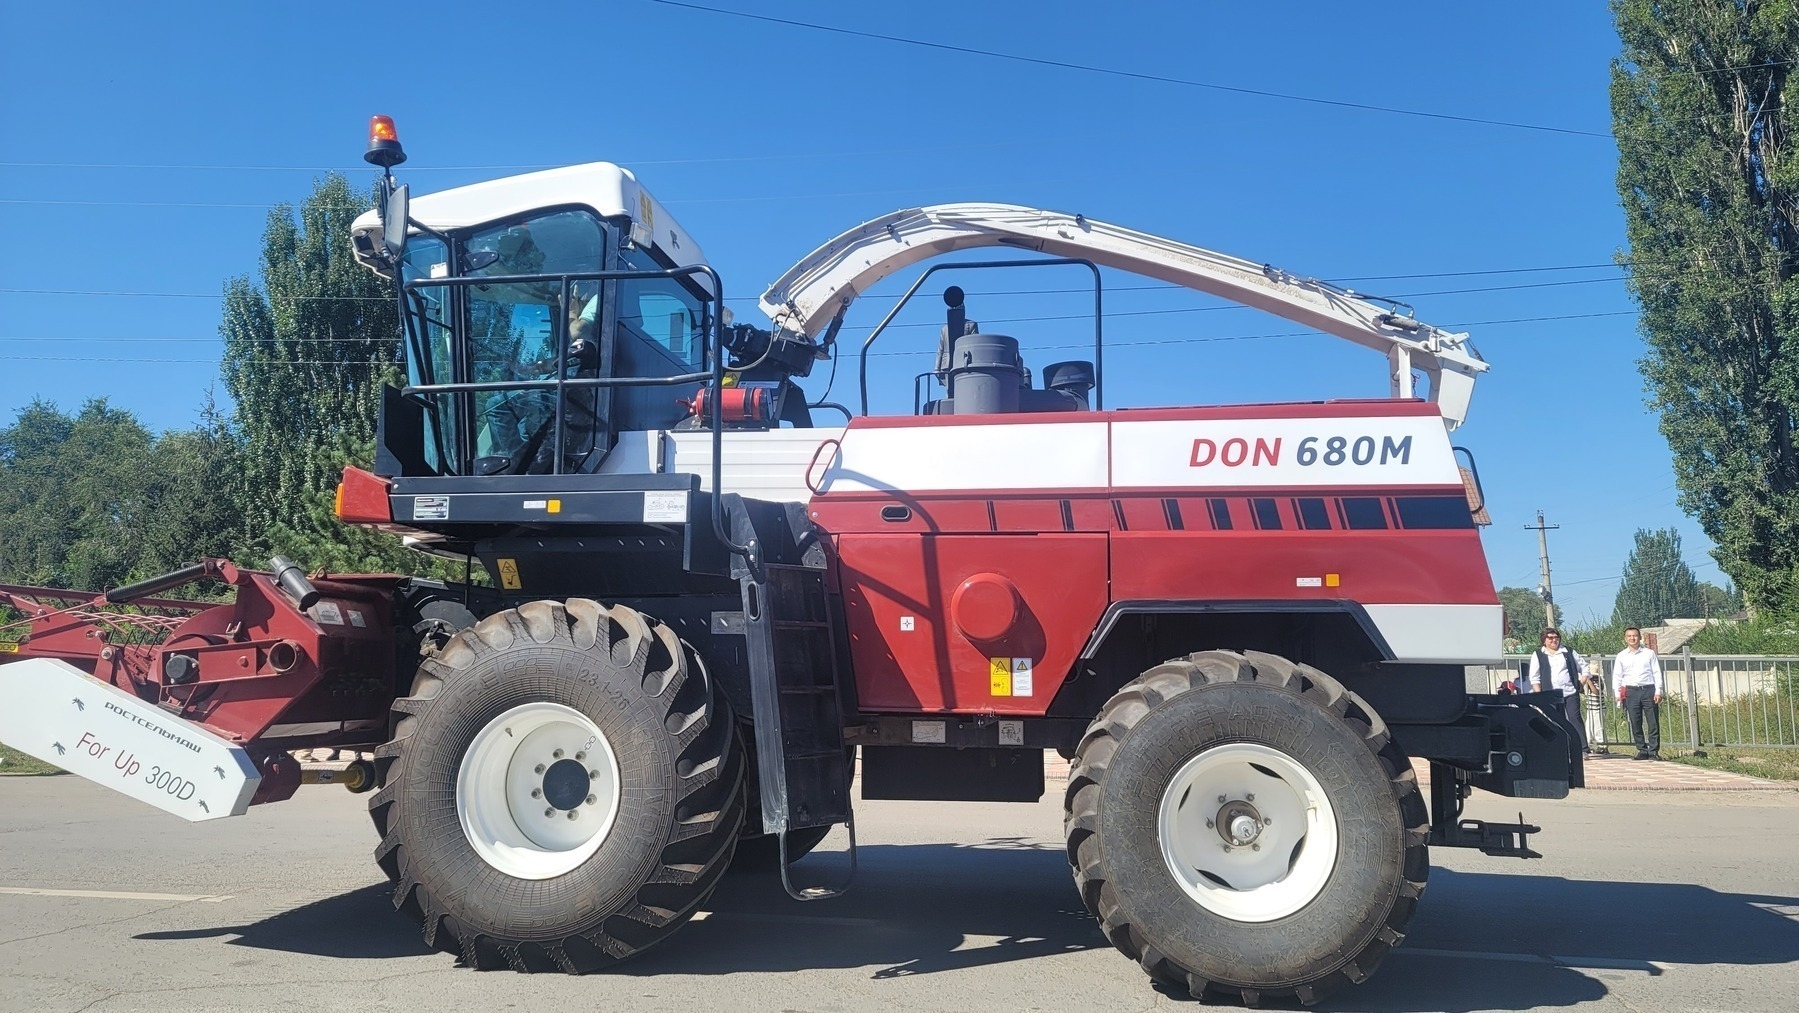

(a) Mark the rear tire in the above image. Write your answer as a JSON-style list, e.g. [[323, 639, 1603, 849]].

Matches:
[[1065, 650, 1427, 1006], [368, 599, 744, 971]]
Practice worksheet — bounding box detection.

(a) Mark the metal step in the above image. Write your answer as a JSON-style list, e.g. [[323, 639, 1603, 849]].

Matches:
[[741, 563, 856, 900]]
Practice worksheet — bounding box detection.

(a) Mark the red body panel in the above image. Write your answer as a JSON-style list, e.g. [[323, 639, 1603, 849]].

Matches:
[[835, 534, 1108, 712], [811, 403, 1498, 716]]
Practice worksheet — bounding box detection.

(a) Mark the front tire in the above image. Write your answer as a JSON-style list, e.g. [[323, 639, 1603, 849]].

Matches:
[[1065, 650, 1427, 1006], [368, 599, 744, 971]]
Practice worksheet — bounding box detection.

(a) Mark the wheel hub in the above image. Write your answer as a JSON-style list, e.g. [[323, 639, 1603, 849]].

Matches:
[[1217, 800, 1263, 846], [456, 702, 622, 880], [541, 758, 592, 811], [1157, 741, 1339, 923]]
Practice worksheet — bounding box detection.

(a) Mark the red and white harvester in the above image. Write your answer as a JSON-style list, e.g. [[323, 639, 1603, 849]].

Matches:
[[0, 118, 1581, 1004]]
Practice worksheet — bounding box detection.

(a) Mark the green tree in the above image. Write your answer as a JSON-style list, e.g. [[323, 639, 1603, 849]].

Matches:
[[0, 400, 77, 585], [1612, 527, 1706, 626], [1698, 580, 1743, 618], [135, 394, 243, 578], [0, 399, 231, 592], [219, 174, 432, 574], [1612, 1, 1799, 608], [1498, 586, 1561, 645]]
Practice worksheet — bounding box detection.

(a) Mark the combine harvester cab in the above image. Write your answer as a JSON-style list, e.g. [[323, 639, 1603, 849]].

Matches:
[[0, 116, 1586, 1005]]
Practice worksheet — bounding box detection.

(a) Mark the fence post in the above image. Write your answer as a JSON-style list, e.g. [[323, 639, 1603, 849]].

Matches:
[[1682, 646, 1701, 751]]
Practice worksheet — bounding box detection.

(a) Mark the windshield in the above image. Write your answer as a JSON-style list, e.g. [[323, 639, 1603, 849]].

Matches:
[[400, 210, 608, 475]]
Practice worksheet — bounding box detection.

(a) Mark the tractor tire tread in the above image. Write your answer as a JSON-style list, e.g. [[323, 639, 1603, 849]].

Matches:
[[1064, 649, 1427, 1006]]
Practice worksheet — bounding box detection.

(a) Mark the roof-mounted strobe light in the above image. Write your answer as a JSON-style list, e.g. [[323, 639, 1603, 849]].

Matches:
[[360, 116, 411, 275], [365, 115, 407, 169]]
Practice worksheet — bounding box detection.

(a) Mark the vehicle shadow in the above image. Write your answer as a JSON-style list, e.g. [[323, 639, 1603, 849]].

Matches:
[[132, 849, 1799, 1012], [134, 882, 434, 960]]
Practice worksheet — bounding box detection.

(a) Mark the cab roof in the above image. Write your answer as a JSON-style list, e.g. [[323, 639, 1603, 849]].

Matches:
[[350, 162, 708, 272]]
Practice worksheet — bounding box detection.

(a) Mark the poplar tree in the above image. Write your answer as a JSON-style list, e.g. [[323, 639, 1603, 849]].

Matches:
[[1612, 0, 1799, 607], [219, 174, 427, 573], [1611, 528, 1706, 626]]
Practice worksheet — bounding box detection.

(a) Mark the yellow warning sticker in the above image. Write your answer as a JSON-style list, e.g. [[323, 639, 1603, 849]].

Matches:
[[0, 642, 18, 653], [989, 657, 1012, 696], [547, 499, 561, 514], [497, 558, 522, 590], [1325, 573, 1341, 587]]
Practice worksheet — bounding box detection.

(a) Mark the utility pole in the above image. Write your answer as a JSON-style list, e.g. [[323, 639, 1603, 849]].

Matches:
[[1525, 510, 1560, 629]]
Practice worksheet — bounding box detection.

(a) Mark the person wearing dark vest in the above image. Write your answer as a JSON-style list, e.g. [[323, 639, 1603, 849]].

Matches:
[[1526, 628, 1590, 754]]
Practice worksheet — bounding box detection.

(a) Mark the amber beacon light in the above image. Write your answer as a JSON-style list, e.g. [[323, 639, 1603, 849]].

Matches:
[[364, 115, 406, 168]]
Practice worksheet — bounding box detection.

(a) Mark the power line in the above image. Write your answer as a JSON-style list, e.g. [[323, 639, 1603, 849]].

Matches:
[[0, 271, 1637, 306], [647, 0, 1612, 140], [0, 309, 1639, 364]]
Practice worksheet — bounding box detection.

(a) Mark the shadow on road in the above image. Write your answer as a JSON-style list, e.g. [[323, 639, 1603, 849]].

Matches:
[[134, 883, 433, 960], [131, 844, 1798, 1012]]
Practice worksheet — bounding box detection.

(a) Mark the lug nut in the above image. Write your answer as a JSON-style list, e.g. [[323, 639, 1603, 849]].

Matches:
[[575, 751, 586, 761], [553, 749, 564, 759], [544, 808, 555, 818], [566, 810, 579, 820], [531, 788, 542, 799], [1221, 843, 1231, 852], [534, 764, 546, 774], [585, 794, 597, 806], [1252, 844, 1261, 851], [1205, 819, 1214, 829], [1217, 795, 1227, 803], [588, 769, 599, 779], [1246, 793, 1255, 802]]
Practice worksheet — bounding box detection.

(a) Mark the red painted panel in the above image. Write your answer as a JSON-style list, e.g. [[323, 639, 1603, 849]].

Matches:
[[992, 498, 1066, 533], [837, 533, 1109, 714], [336, 466, 392, 524], [1111, 530, 1497, 604], [1116, 496, 1167, 532]]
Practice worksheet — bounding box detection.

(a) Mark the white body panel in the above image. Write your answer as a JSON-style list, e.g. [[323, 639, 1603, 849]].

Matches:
[[1363, 605, 1503, 664], [1110, 415, 1461, 489], [601, 428, 847, 502], [0, 659, 260, 821], [352, 162, 708, 274], [817, 421, 1111, 494]]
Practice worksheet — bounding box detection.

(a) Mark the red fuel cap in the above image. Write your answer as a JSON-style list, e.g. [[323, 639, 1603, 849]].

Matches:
[[952, 573, 1021, 642]]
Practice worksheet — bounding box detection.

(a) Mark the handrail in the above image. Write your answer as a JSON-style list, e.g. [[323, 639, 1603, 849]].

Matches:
[[856, 258, 1102, 416], [399, 264, 751, 560]]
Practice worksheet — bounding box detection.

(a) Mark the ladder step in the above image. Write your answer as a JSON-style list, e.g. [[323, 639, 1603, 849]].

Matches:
[[783, 748, 847, 760]]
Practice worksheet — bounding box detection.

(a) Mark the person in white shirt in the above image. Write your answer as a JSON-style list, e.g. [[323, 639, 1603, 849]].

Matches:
[[1526, 628, 1590, 754], [1614, 627, 1665, 760]]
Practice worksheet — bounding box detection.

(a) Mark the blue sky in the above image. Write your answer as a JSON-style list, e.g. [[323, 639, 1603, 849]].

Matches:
[[0, 1, 1713, 624]]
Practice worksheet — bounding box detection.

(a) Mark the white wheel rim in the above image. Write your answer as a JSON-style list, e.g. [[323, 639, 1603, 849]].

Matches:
[[456, 702, 622, 880], [1157, 742, 1338, 922]]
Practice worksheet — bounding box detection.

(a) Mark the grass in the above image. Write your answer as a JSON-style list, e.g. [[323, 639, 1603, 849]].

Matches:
[[0, 739, 62, 775], [1662, 745, 1799, 781]]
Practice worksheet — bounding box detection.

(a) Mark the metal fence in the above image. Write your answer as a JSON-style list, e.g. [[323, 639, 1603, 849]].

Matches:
[[1480, 652, 1799, 750]]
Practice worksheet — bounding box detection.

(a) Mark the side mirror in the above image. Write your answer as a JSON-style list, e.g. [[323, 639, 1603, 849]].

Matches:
[[380, 183, 410, 264]]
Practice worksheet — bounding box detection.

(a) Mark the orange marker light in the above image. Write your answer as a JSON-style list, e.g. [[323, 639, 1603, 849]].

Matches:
[[364, 115, 407, 169]]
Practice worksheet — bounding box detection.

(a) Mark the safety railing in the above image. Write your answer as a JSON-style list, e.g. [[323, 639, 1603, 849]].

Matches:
[[1481, 652, 1799, 750]]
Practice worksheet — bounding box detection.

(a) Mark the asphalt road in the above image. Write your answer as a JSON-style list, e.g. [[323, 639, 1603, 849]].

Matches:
[[1, 775, 1795, 1013]]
